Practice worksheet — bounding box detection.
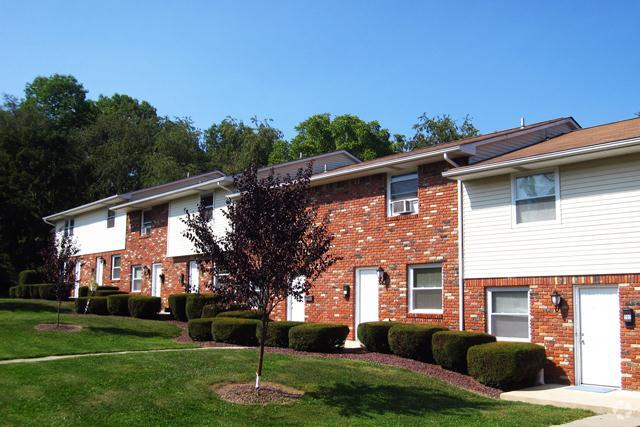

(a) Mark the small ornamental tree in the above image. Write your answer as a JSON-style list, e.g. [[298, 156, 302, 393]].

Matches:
[[182, 164, 338, 390], [41, 231, 79, 326]]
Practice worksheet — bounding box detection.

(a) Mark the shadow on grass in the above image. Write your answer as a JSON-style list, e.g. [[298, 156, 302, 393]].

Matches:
[[307, 381, 495, 418], [86, 326, 173, 338], [0, 300, 72, 314]]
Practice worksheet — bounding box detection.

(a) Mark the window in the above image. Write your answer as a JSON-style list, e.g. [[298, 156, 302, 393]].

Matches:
[[63, 218, 75, 236], [201, 193, 214, 221], [513, 171, 558, 224], [487, 288, 530, 341], [111, 255, 121, 280], [131, 265, 143, 292], [408, 265, 442, 313], [388, 172, 418, 216], [106, 210, 115, 228], [141, 210, 152, 235]]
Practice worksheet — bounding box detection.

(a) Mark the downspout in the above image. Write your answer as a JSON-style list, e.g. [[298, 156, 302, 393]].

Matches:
[[216, 182, 232, 193], [443, 153, 465, 331]]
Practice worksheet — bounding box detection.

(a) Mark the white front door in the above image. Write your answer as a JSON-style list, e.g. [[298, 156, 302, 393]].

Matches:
[[95, 257, 104, 286], [73, 262, 81, 298], [189, 261, 199, 293], [151, 263, 163, 298], [355, 268, 379, 334], [576, 286, 621, 387], [287, 295, 305, 321]]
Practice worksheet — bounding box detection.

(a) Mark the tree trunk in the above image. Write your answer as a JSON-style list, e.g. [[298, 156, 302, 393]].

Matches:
[[256, 315, 268, 390], [56, 299, 61, 327]]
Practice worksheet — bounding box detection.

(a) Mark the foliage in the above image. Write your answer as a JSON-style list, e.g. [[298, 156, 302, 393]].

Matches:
[[75, 297, 109, 315], [467, 342, 546, 390], [127, 296, 161, 319], [288, 323, 349, 352], [396, 114, 479, 151], [107, 294, 131, 316], [185, 293, 216, 320], [258, 321, 303, 348], [187, 318, 215, 341], [78, 286, 89, 297], [432, 331, 496, 374], [40, 231, 79, 325], [216, 310, 263, 319], [17, 269, 44, 286], [210, 317, 260, 346], [356, 321, 397, 354], [168, 294, 189, 321], [95, 290, 125, 297], [388, 323, 449, 362], [96, 285, 119, 291]]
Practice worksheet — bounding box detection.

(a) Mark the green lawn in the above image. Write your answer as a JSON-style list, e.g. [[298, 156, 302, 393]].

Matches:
[[0, 299, 194, 359], [0, 349, 590, 426]]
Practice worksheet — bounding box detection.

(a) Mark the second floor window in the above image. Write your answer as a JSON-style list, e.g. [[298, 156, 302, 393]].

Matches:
[[389, 172, 418, 216], [513, 171, 558, 224], [64, 218, 75, 236], [201, 193, 214, 221], [106, 210, 115, 228], [141, 210, 152, 235]]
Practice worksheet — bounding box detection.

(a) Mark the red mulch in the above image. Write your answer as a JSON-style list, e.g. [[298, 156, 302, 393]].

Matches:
[[34, 323, 82, 332], [212, 382, 304, 405]]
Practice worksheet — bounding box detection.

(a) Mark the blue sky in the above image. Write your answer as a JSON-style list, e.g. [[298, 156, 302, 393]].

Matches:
[[1, 1, 639, 138]]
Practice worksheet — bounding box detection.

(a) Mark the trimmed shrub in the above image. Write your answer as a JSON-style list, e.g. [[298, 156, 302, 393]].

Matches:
[[75, 297, 109, 315], [168, 294, 189, 321], [96, 286, 119, 292], [211, 317, 260, 346], [18, 269, 43, 286], [388, 323, 448, 362], [258, 321, 303, 348], [186, 293, 216, 320], [35, 284, 56, 300], [288, 323, 349, 353], [357, 321, 397, 354], [96, 290, 126, 297], [128, 296, 161, 319], [432, 331, 496, 373], [9, 286, 17, 298], [78, 286, 89, 297], [107, 294, 131, 316], [467, 342, 546, 390], [14, 285, 27, 299], [216, 310, 263, 320], [188, 318, 215, 341]]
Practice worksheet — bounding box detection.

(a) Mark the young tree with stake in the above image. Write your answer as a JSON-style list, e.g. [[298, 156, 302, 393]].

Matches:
[[41, 230, 79, 327], [182, 164, 338, 390]]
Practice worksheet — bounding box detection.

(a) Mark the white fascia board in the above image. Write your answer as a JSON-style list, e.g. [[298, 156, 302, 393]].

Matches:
[[43, 195, 129, 224]]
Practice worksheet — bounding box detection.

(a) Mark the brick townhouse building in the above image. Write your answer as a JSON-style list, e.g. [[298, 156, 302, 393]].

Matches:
[[44, 116, 640, 390]]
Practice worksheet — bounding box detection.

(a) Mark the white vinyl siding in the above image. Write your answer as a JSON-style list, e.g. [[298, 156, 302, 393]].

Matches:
[[166, 189, 230, 257], [55, 210, 126, 256], [463, 154, 640, 277]]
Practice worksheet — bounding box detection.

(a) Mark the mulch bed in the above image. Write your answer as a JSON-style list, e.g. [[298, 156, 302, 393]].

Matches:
[[34, 323, 82, 332], [212, 382, 304, 405]]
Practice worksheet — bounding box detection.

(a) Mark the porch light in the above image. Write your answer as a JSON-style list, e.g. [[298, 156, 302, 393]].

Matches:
[[343, 285, 350, 298], [623, 308, 635, 327], [377, 267, 385, 286], [550, 290, 562, 312], [159, 273, 165, 284]]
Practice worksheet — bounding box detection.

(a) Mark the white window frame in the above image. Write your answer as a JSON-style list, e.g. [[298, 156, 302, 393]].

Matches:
[[131, 265, 143, 293], [387, 171, 419, 216], [486, 287, 531, 342], [106, 210, 116, 229], [201, 193, 214, 221], [511, 168, 561, 227], [141, 210, 152, 236], [64, 218, 75, 236], [111, 255, 121, 281], [407, 263, 443, 314]]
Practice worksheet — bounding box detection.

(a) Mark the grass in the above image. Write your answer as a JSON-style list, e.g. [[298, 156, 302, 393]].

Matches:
[[0, 298, 194, 359], [0, 349, 591, 426]]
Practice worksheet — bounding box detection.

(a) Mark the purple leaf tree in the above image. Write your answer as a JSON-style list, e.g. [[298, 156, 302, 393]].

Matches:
[[41, 230, 79, 327]]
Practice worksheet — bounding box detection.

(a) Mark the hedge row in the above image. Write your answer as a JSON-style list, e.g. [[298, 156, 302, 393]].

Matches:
[[73, 294, 161, 319], [9, 284, 60, 300]]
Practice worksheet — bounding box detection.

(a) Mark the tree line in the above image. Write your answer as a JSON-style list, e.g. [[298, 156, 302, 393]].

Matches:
[[0, 73, 478, 287]]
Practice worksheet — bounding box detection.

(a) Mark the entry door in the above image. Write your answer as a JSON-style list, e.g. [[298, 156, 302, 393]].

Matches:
[[73, 262, 81, 298], [189, 261, 199, 293], [95, 257, 104, 286], [151, 263, 163, 298], [355, 268, 379, 334], [577, 287, 621, 387]]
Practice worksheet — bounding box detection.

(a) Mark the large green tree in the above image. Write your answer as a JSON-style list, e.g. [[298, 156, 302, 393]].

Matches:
[[397, 114, 479, 151]]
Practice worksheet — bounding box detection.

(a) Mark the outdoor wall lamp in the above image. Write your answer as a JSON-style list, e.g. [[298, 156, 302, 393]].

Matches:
[[179, 273, 185, 286], [623, 308, 635, 328], [159, 273, 165, 284], [550, 290, 563, 312], [143, 265, 151, 277], [376, 266, 389, 287], [343, 285, 350, 298]]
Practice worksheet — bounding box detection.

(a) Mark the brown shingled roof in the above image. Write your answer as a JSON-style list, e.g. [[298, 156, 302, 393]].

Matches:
[[477, 116, 640, 165]]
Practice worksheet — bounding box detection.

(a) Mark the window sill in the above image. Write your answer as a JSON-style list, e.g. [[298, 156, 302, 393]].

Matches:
[[407, 312, 444, 320], [385, 213, 419, 222], [495, 336, 530, 343]]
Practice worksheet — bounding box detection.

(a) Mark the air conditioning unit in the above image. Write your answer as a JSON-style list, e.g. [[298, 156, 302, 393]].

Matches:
[[391, 200, 414, 215]]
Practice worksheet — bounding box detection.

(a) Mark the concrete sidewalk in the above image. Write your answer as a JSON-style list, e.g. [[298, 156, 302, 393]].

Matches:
[[501, 384, 640, 417]]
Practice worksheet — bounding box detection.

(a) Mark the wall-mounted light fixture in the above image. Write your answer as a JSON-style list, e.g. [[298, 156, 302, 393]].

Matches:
[[159, 272, 165, 284], [343, 285, 350, 298], [179, 273, 185, 286], [550, 290, 563, 312], [377, 267, 385, 285], [623, 308, 635, 328], [143, 265, 151, 277]]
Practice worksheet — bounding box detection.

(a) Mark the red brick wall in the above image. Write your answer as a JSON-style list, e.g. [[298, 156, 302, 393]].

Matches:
[[465, 275, 640, 390]]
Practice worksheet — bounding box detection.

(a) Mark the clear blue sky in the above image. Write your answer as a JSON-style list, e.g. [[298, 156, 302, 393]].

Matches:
[[1, 1, 639, 138]]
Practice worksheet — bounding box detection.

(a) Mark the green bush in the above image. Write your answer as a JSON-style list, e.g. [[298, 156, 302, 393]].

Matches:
[[388, 323, 448, 362], [74, 297, 109, 315], [188, 318, 215, 341], [357, 321, 397, 353], [216, 310, 263, 320], [128, 296, 161, 319], [96, 285, 119, 292], [432, 331, 496, 374], [211, 317, 260, 346], [107, 294, 131, 316], [35, 284, 57, 300], [95, 290, 126, 297], [467, 342, 546, 390], [14, 285, 27, 299], [185, 293, 216, 320], [78, 286, 89, 297], [18, 269, 44, 286], [258, 321, 303, 348], [168, 294, 188, 321], [9, 286, 17, 298], [288, 323, 349, 353]]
